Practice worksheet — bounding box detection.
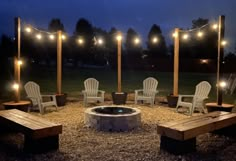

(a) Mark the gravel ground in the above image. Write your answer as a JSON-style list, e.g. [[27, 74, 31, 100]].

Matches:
[[0, 97, 236, 161]]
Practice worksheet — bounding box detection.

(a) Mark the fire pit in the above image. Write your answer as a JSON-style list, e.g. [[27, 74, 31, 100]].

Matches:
[[84, 106, 141, 132]]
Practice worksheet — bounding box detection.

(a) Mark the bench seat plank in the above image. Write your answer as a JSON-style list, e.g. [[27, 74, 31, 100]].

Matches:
[[157, 111, 236, 140], [0, 109, 62, 139]]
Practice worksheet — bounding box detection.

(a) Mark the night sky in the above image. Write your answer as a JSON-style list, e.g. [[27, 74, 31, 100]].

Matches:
[[0, 0, 236, 51]]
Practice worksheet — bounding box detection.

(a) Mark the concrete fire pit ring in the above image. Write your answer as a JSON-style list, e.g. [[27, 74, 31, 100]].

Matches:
[[84, 106, 141, 132]]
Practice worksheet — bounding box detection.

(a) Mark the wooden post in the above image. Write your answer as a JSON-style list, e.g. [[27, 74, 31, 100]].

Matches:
[[217, 15, 225, 105], [14, 17, 21, 102], [57, 30, 62, 95], [117, 32, 122, 93], [173, 28, 180, 96]]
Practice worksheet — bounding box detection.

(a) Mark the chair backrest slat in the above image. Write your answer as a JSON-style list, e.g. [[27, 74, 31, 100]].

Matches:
[[84, 78, 99, 97], [24, 81, 42, 105], [143, 77, 158, 96], [194, 81, 211, 98]]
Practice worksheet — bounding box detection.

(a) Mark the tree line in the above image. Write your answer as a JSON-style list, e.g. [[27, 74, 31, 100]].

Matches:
[[1, 17, 236, 71]]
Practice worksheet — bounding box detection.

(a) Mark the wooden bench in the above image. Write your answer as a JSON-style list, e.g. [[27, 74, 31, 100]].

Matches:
[[0, 109, 62, 153], [157, 111, 236, 154]]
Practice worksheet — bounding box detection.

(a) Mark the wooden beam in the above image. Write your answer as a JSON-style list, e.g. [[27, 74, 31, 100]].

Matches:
[[217, 15, 225, 105], [57, 30, 62, 95], [117, 32, 122, 92], [173, 28, 179, 96]]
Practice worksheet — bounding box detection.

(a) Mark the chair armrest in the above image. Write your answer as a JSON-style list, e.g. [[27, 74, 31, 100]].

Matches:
[[98, 90, 105, 94], [135, 89, 143, 94], [178, 94, 194, 98], [98, 90, 105, 97], [41, 94, 57, 102], [82, 90, 87, 96]]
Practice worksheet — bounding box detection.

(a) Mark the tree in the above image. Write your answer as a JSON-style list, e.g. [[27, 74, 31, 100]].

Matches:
[[125, 28, 142, 54], [74, 18, 94, 64], [181, 18, 218, 59], [147, 24, 168, 58], [48, 18, 65, 32]]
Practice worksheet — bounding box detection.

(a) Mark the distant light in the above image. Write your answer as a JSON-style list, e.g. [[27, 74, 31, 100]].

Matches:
[[182, 34, 189, 40], [49, 34, 55, 40], [78, 38, 84, 45], [97, 38, 103, 45], [12, 83, 19, 90], [201, 59, 208, 64], [221, 40, 227, 46], [116, 34, 122, 41], [62, 35, 66, 40], [152, 37, 158, 43], [197, 31, 203, 38], [17, 60, 23, 65], [134, 37, 140, 44], [25, 27, 32, 33], [36, 34, 42, 40], [212, 24, 218, 30]]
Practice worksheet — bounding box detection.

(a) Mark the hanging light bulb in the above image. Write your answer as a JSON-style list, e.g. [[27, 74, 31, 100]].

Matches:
[[134, 37, 140, 44], [197, 31, 204, 38], [97, 38, 103, 45], [78, 38, 84, 45], [49, 34, 55, 40], [152, 37, 158, 43], [182, 34, 189, 40], [221, 40, 227, 46], [212, 23, 218, 30], [36, 34, 42, 40], [25, 27, 32, 33], [62, 35, 66, 40]]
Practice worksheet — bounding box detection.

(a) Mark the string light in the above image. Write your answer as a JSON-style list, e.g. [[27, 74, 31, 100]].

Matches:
[[25, 27, 32, 33], [49, 34, 55, 40], [17, 60, 23, 65], [36, 34, 42, 40], [78, 38, 84, 45], [197, 31, 204, 38], [62, 34, 66, 40], [152, 37, 158, 43], [116, 34, 122, 41], [221, 40, 227, 46], [12, 83, 19, 90], [97, 38, 103, 45], [182, 33, 189, 40], [21, 17, 229, 47], [134, 37, 140, 44], [212, 23, 218, 30]]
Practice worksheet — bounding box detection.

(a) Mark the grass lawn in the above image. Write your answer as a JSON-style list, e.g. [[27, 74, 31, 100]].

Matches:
[[13, 67, 236, 104]]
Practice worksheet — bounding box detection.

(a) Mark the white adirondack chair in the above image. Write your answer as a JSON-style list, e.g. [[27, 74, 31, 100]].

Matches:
[[176, 81, 211, 115], [82, 78, 105, 106], [24, 81, 58, 114], [135, 77, 159, 106]]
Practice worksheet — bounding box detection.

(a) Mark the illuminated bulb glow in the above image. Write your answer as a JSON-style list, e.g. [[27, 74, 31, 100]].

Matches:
[[25, 27, 31, 33], [12, 83, 19, 90], [78, 38, 84, 44], [172, 32, 178, 38], [97, 39, 103, 45], [212, 24, 218, 30], [182, 34, 189, 40], [17, 60, 23, 65], [36, 34, 42, 40], [62, 35, 66, 40], [221, 40, 227, 46], [134, 38, 140, 44], [197, 31, 203, 37], [152, 37, 158, 43], [116, 35, 122, 41], [219, 81, 227, 88], [49, 35, 55, 40]]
